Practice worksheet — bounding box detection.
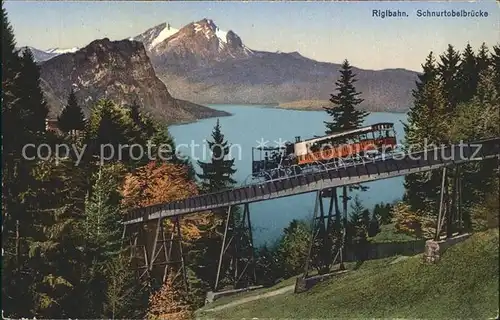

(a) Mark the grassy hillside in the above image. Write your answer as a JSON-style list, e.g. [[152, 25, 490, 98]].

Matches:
[[197, 229, 499, 319], [370, 223, 418, 242]]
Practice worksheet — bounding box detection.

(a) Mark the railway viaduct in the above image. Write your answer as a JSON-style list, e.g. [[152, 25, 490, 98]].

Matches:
[[121, 137, 499, 295]]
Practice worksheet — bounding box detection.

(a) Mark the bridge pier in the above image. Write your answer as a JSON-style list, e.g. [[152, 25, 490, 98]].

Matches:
[[214, 203, 256, 292], [122, 217, 188, 292], [302, 188, 344, 280], [435, 166, 464, 241]]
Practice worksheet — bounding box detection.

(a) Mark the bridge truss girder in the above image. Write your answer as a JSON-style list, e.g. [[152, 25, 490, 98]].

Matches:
[[214, 203, 257, 292], [123, 217, 188, 292]]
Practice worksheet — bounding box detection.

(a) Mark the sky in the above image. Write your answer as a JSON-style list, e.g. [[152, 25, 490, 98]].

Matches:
[[4, 1, 499, 71]]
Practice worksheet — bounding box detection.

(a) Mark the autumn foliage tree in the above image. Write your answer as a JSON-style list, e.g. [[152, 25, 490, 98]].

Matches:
[[122, 161, 212, 240], [391, 202, 435, 239], [147, 273, 192, 320], [121, 161, 213, 311]]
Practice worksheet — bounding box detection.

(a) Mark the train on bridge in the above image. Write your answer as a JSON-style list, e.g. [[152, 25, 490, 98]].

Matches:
[[251, 122, 397, 180]]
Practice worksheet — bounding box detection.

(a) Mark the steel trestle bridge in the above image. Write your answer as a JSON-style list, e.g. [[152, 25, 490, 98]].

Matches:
[[122, 137, 499, 294], [124, 138, 499, 224]]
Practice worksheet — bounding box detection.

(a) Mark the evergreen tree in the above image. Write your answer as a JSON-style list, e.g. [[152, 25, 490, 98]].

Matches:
[[404, 51, 448, 213], [194, 120, 242, 290], [277, 219, 311, 278], [83, 164, 124, 259], [18, 48, 49, 134], [1, 4, 17, 73], [323, 59, 369, 265], [448, 65, 499, 231], [126, 101, 193, 171], [491, 44, 500, 93], [86, 100, 135, 164], [81, 164, 147, 318], [197, 119, 237, 192], [103, 254, 148, 319], [1, 9, 54, 317], [372, 202, 393, 225], [325, 59, 368, 133], [128, 101, 156, 145], [58, 89, 86, 135], [476, 42, 490, 76], [27, 159, 87, 318], [367, 213, 381, 238], [438, 45, 461, 111], [347, 195, 369, 265], [457, 43, 478, 103], [414, 52, 438, 94], [405, 43, 497, 232]]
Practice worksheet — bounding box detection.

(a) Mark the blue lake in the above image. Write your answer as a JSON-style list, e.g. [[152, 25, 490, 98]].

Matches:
[[169, 105, 408, 246]]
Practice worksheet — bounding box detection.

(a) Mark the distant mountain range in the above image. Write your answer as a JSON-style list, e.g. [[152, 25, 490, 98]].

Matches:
[[131, 19, 419, 112], [21, 18, 419, 113]]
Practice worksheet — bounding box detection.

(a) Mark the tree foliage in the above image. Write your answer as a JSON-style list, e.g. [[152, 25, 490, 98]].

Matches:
[[58, 89, 86, 134], [196, 119, 237, 193], [276, 219, 311, 278], [391, 202, 435, 239], [322, 59, 370, 266], [404, 42, 499, 231], [147, 273, 192, 320], [121, 161, 211, 241]]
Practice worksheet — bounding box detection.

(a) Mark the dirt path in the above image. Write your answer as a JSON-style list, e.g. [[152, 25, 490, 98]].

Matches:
[[202, 284, 296, 312]]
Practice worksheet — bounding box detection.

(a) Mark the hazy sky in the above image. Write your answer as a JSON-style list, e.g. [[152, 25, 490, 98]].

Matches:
[[4, 1, 499, 71]]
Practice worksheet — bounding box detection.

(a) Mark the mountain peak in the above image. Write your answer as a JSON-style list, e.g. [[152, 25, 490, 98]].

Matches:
[[133, 22, 179, 50], [288, 51, 305, 59], [198, 18, 218, 31]]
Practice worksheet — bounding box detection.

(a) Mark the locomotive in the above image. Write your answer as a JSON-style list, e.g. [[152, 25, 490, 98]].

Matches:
[[251, 122, 397, 179]]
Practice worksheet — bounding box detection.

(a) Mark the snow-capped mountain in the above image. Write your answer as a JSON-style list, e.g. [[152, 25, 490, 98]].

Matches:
[[132, 22, 179, 50], [134, 18, 254, 74], [22, 17, 418, 112], [16, 46, 80, 62], [17, 46, 58, 62], [45, 47, 80, 54]]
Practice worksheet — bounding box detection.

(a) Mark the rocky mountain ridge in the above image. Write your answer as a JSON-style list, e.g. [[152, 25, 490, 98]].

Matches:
[[36, 38, 229, 124]]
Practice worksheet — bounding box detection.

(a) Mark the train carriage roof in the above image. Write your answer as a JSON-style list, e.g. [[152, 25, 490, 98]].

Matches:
[[301, 122, 394, 145]]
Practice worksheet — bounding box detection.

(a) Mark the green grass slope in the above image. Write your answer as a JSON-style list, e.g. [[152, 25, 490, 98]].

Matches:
[[198, 229, 499, 319]]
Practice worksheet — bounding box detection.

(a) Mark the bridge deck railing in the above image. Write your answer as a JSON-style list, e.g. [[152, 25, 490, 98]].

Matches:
[[123, 138, 499, 225]]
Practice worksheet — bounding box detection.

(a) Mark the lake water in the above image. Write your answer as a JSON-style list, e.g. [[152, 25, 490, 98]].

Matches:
[[169, 105, 408, 246]]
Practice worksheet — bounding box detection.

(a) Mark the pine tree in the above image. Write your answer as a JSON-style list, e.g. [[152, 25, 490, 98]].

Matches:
[[2, 9, 53, 317], [1, 4, 17, 73], [325, 59, 368, 134], [373, 202, 393, 225], [18, 48, 49, 134], [438, 45, 461, 111], [27, 159, 87, 318], [128, 101, 156, 144], [83, 164, 124, 259], [86, 100, 135, 163], [103, 254, 148, 319], [197, 119, 237, 193], [323, 60, 369, 265], [491, 44, 500, 93], [58, 89, 86, 135], [367, 213, 381, 237], [476, 42, 490, 76], [404, 51, 449, 213], [195, 120, 245, 290], [457, 43, 478, 103], [448, 64, 499, 231]]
